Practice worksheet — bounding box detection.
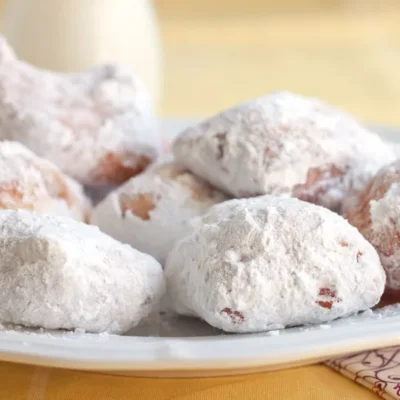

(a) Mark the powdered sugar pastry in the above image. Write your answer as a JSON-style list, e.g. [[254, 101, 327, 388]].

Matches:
[[0, 210, 165, 333], [173, 91, 394, 213], [0, 36, 160, 185], [347, 160, 400, 291], [91, 161, 227, 264], [0, 141, 90, 221], [166, 196, 385, 333]]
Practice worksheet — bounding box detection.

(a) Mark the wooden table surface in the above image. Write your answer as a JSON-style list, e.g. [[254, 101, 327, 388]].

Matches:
[[159, 8, 400, 126]]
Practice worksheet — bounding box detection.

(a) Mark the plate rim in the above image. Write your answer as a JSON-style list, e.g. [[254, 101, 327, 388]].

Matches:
[[0, 313, 400, 374], [0, 119, 398, 376]]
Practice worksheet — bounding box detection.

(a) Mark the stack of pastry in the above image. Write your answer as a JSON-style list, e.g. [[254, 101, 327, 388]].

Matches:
[[0, 37, 397, 335]]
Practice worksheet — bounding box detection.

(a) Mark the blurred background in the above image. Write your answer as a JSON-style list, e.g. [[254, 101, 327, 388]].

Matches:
[[157, 0, 400, 124], [0, 0, 399, 125]]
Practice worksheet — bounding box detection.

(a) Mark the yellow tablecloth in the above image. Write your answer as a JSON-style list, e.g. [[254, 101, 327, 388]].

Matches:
[[0, 362, 380, 400]]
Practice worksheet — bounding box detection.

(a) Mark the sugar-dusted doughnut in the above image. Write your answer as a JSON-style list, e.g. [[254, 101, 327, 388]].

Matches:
[[0, 36, 159, 185], [173, 91, 393, 212], [166, 196, 385, 332], [347, 161, 400, 292], [0, 210, 165, 333], [0, 141, 90, 221], [91, 160, 227, 263]]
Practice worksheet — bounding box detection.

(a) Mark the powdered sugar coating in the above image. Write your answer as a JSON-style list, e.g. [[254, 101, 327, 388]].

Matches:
[[0, 141, 90, 221], [0, 210, 165, 333], [91, 161, 227, 264], [173, 92, 393, 212], [165, 196, 385, 333], [347, 161, 400, 291], [0, 36, 159, 185], [388, 141, 400, 159]]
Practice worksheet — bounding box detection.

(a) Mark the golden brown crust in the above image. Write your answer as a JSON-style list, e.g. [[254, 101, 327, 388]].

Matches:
[[292, 164, 346, 211], [94, 152, 151, 185], [315, 287, 342, 310], [119, 192, 160, 220], [347, 163, 400, 289], [347, 168, 400, 234], [0, 181, 32, 210], [155, 164, 225, 202]]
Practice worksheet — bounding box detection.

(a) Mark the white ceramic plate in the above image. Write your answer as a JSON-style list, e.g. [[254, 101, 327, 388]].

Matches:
[[0, 119, 399, 378], [2, 306, 400, 377]]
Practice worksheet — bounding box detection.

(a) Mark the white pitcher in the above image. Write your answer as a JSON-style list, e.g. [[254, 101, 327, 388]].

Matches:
[[1, 0, 162, 106]]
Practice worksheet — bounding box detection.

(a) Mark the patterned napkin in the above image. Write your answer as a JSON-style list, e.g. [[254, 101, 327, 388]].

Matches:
[[327, 347, 400, 399], [327, 296, 400, 399]]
